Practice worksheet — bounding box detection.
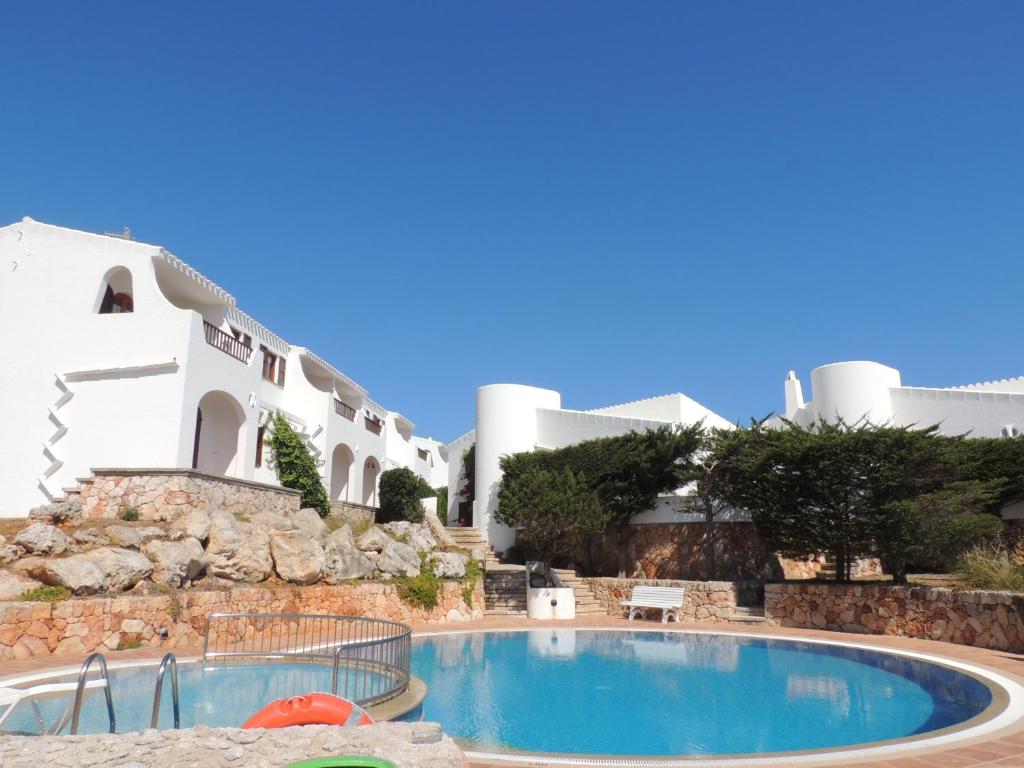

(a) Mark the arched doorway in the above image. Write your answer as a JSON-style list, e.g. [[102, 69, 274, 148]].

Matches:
[[330, 443, 355, 502], [361, 457, 380, 506], [192, 391, 246, 476]]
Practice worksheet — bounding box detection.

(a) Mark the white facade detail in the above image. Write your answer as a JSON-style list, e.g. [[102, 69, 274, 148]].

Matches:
[[775, 360, 1024, 438], [448, 384, 733, 552], [0, 218, 446, 518]]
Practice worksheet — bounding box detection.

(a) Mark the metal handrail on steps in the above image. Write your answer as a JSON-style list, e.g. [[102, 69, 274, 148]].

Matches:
[[70, 653, 115, 735], [150, 653, 180, 729]]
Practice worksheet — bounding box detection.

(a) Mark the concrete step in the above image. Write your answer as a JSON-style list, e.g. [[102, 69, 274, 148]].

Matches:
[[730, 606, 766, 623]]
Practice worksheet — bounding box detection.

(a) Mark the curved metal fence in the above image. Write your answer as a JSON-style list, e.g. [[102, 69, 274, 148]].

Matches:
[[202, 613, 411, 707]]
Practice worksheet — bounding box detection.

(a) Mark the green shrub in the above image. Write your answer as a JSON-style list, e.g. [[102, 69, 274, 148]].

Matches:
[[268, 412, 330, 517], [378, 467, 425, 523], [434, 486, 448, 525], [119, 506, 140, 522], [396, 555, 441, 609], [462, 557, 482, 606], [116, 638, 144, 651], [19, 585, 72, 603], [956, 545, 1024, 591]]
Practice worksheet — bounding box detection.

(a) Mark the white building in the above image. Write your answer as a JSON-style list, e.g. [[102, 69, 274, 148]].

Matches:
[[0, 217, 447, 518], [773, 360, 1024, 438], [447, 383, 733, 551]]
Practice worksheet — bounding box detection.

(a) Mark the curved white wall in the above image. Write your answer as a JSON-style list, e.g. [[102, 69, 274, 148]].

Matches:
[[476, 384, 561, 552], [811, 361, 901, 425]]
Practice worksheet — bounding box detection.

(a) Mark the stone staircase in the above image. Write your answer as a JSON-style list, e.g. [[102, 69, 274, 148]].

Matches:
[[444, 527, 501, 569], [550, 568, 608, 616], [484, 566, 529, 615], [729, 605, 766, 624]]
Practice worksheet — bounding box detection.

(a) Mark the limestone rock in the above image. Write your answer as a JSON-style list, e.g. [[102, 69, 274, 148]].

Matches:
[[84, 547, 154, 592], [143, 537, 206, 588], [206, 512, 273, 582], [409, 527, 437, 554], [356, 526, 392, 552], [72, 527, 108, 548], [28, 500, 83, 525], [16, 554, 105, 595], [14, 522, 68, 555], [105, 525, 142, 549], [430, 551, 468, 579], [251, 511, 294, 532], [269, 531, 325, 585], [294, 508, 328, 545], [0, 544, 24, 566], [322, 525, 374, 582], [377, 540, 421, 578], [0, 570, 42, 601], [172, 508, 212, 542], [383, 521, 414, 538]]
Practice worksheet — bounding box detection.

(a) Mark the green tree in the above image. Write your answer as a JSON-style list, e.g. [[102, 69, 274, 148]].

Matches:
[[680, 426, 741, 579], [434, 485, 449, 525], [378, 467, 426, 523], [494, 464, 603, 566], [268, 413, 330, 517]]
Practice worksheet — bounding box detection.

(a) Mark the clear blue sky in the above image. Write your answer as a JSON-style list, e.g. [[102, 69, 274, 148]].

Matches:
[[3, 3, 1022, 441]]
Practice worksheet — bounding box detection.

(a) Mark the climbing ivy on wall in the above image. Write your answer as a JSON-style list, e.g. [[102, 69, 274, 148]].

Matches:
[[268, 412, 330, 517]]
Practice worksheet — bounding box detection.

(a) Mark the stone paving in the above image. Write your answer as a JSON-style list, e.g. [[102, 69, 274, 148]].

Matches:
[[3, 616, 1024, 767]]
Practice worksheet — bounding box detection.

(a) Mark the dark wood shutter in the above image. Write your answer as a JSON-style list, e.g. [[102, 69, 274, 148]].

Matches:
[[255, 425, 266, 467], [277, 357, 286, 386]]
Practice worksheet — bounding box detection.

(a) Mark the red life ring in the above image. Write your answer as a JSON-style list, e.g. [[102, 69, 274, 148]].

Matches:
[[242, 693, 374, 729]]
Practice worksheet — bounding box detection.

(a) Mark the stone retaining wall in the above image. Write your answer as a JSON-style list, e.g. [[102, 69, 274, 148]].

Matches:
[[329, 500, 377, 526], [765, 582, 1024, 651], [582, 577, 760, 622], [0, 581, 484, 660], [0, 723, 461, 768], [75, 469, 300, 521]]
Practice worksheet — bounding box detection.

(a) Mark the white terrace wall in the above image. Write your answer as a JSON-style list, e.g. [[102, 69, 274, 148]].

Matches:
[[765, 582, 1024, 652], [74, 469, 300, 520]]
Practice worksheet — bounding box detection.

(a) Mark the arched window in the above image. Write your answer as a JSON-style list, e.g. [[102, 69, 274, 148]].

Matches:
[[97, 267, 134, 314]]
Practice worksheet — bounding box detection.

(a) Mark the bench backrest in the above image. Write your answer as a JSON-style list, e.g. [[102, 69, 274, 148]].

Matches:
[[629, 586, 685, 605]]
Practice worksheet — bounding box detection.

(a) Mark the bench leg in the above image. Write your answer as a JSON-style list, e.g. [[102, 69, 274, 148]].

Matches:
[[628, 607, 643, 621], [662, 608, 679, 624]]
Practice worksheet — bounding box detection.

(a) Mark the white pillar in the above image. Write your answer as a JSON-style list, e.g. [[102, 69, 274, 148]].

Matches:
[[784, 370, 805, 417], [475, 384, 561, 552]]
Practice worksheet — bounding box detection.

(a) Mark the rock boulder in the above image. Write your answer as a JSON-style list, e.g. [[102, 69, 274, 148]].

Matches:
[[294, 508, 328, 545], [143, 537, 206, 588], [0, 570, 42, 601], [430, 551, 469, 579], [377, 540, 421, 578], [356, 526, 392, 552], [172, 508, 212, 542], [28, 500, 83, 525], [322, 525, 375, 582], [16, 555, 106, 595], [206, 512, 273, 583], [84, 547, 154, 592], [269, 531, 325, 585], [14, 523, 68, 555]]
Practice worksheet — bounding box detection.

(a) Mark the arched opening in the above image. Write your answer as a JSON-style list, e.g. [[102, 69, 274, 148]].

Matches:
[[330, 443, 355, 502], [362, 457, 380, 507], [192, 390, 246, 477], [97, 266, 134, 314]]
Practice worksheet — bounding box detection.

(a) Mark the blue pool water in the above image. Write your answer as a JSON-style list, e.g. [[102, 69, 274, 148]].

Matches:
[[0, 630, 994, 757], [412, 630, 992, 756]]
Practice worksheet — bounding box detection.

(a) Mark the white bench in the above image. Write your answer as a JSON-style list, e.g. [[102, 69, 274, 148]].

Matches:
[[621, 586, 686, 623]]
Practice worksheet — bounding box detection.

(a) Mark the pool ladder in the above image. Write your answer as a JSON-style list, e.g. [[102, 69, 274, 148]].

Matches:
[[150, 652, 180, 729], [70, 653, 115, 735]]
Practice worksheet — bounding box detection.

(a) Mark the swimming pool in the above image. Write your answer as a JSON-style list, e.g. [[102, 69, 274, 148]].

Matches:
[[0, 629, 1018, 764], [412, 629, 1008, 760]]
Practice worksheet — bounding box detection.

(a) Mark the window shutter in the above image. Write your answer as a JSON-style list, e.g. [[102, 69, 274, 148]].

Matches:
[[277, 357, 287, 386]]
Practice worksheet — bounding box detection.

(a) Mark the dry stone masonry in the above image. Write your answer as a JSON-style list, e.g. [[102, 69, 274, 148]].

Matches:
[[583, 578, 760, 622], [766, 582, 1024, 652]]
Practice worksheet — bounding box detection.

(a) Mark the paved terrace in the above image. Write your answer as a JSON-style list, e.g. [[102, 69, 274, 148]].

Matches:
[[2, 616, 1024, 767]]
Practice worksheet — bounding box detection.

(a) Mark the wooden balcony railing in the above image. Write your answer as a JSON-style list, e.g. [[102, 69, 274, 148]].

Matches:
[[364, 417, 383, 435], [204, 321, 253, 364], [334, 399, 356, 421]]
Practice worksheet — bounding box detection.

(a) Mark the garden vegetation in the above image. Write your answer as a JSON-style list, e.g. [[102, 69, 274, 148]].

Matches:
[[268, 412, 331, 517]]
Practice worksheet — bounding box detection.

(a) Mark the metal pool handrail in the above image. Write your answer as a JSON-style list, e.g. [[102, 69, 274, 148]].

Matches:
[[70, 653, 115, 735], [202, 613, 412, 706], [150, 652, 180, 729]]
